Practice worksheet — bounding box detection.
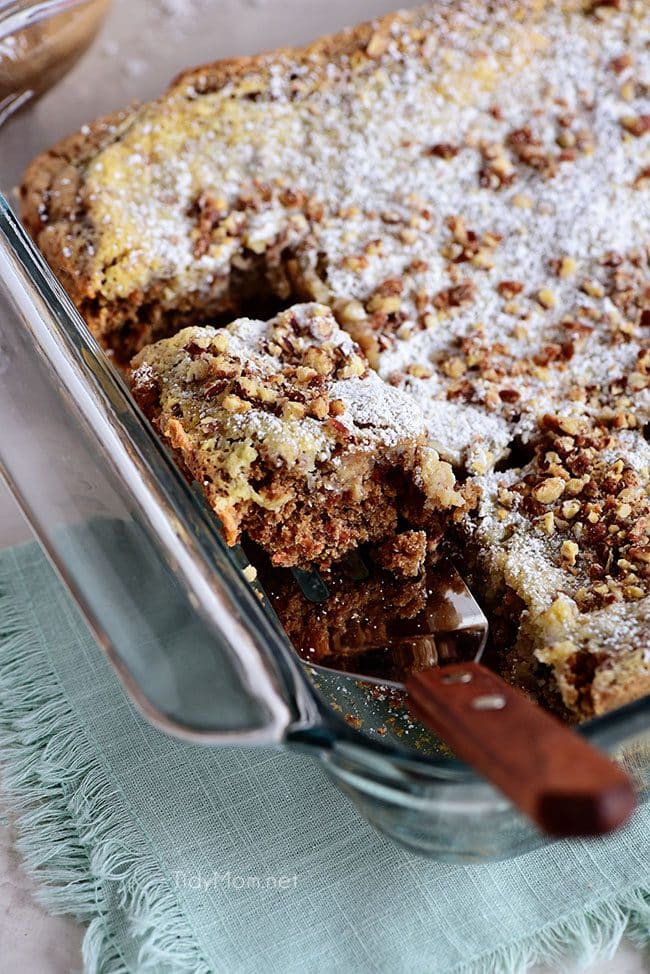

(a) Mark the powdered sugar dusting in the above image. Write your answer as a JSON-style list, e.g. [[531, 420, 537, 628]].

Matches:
[[220, 305, 426, 450], [79, 1, 649, 479]]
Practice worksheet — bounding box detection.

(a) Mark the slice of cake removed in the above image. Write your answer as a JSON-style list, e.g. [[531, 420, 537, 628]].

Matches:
[[131, 303, 461, 568]]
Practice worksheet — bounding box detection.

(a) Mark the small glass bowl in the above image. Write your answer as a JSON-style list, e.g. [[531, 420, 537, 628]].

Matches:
[[0, 0, 111, 125]]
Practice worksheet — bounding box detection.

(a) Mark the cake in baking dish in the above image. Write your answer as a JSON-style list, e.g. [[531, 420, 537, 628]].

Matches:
[[22, 0, 650, 718], [131, 303, 460, 568]]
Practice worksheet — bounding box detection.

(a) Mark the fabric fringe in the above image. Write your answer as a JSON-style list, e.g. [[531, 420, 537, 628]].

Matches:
[[0, 568, 210, 974], [460, 889, 650, 974], [1, 562, 650, 973]]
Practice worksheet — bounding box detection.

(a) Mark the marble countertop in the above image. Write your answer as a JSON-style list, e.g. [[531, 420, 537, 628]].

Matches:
[[0, 1, 648, 969]]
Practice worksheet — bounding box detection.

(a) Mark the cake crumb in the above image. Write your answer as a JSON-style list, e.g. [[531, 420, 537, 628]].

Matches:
[[371, 531, 427, 578]]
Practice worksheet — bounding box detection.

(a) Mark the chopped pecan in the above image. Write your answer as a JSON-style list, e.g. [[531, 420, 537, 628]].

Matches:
[[426, 143, 460, 160], [497, 280, 524, 299], [433, 281, 476, 311], [621, 115, 650, 137], [499, 388, 520, 403]]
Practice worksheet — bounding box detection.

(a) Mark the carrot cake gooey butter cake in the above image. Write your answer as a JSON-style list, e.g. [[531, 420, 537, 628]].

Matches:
[[21, 0, 650, 718]]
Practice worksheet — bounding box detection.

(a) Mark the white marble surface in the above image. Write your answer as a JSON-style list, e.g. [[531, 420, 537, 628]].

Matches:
[[0, 799, 83, 973], [0, 0, 649, 969]]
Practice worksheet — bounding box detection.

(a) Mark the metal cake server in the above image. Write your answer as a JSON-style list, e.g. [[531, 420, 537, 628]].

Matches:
[[273, 557, 636, 838]]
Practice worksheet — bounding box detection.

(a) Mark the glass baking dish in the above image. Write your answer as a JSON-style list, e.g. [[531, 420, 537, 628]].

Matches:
[[1, 0, 649, 862]]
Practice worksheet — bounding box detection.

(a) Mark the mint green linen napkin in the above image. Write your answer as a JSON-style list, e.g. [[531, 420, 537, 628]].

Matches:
[[1, 539, 650, 974]]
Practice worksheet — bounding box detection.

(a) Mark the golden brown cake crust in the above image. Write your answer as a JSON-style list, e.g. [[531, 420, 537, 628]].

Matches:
[[20, 0, 592, 355], [20, 108, 136, 314], [19, 7, 416, 346]]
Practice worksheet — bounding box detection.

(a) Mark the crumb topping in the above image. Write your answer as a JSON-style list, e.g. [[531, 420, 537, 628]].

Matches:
[[132, 304, 431, 470], [131, 303, 461, 562]]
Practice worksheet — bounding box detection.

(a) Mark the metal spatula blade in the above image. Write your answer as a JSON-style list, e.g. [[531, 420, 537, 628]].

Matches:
[[260, 551, 635, 839], [297, 560, 488, 689]]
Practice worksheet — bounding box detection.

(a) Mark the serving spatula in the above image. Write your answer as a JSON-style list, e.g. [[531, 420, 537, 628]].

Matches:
[[269, 556, 636, 838]]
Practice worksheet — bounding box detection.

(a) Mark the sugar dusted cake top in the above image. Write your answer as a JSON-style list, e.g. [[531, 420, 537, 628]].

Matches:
[[132, 303, 433, 478], [23, 1, 650, 469]]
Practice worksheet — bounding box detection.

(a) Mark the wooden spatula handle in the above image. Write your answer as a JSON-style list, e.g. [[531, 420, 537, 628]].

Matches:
[[405, 662, 635, 837]]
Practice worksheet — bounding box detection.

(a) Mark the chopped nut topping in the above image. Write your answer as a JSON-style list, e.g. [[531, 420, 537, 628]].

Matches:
[[368, 293, 401, 314], [507, 126, 558, 178], [427, 143, 459, 160], [211, 332, 230, 353], [534, 477, 566, 504], [338, 354, 366, 379], [557, 256, 577, 278], [443, 356, 466, 379], [509, 418, 650, 608], [309, 396, 329, 420], [624, 585, 645, 600], [562, 499, 581, 519], [536, 511, 556, 535], [433, 281, 476, 311], [498, 388, 520, 403], [478, 142, 517, 189], [406, 363, 433, 379], [609, 53, 632, 73], [222, 394, 251, 413], [581, 278, 605, 298], [283, 400, 307, 420], [561, 539, 579, 565], [338, 299, 367, 325], [621, 115, 650, 137], [497, 280, 524, 299], [295, 366, 318, 383], [238, 376, 279, 403], [536, 288, 557, 309]]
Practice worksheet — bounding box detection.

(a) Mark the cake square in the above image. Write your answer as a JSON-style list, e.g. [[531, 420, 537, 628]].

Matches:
[[131, 303, 460, 568]]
